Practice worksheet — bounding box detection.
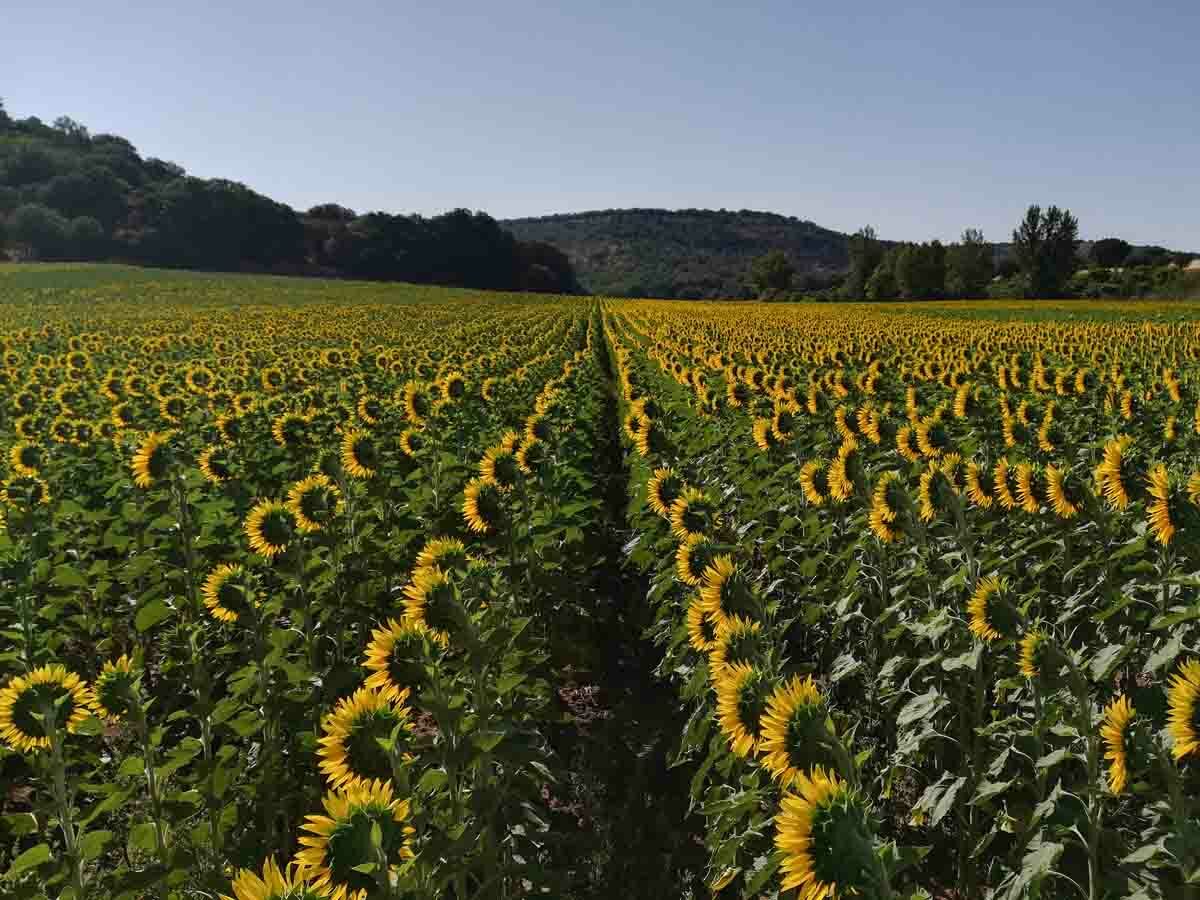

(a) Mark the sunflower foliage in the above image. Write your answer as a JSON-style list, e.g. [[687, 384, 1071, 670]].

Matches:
[[608, 299, 1200, 900], [0, 275, 616, 900]]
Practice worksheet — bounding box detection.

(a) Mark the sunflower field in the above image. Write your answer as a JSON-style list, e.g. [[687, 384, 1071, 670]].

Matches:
[[1, 265, 1199, 900]]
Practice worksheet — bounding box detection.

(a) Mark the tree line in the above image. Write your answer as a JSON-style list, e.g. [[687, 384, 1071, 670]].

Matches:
[[750, 206, 1197, 301], [0, 100, 579, 293]]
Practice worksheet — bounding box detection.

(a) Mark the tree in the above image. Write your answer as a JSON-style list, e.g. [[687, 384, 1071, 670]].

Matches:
[[68, 216, 106, 259], [307, 203, 357, 221], [865, 248, 899, 300], [0, 96, 10, 128], [945, 228, 994, 298], [1090, 237, 1131, 269], [895, 241, 945, 299], [10, 203, 70, 258], [52, 116, 90, 144], [748, 250, 795, 297], [1011, 205, 1080, 297], [845, 226, 883, 298]]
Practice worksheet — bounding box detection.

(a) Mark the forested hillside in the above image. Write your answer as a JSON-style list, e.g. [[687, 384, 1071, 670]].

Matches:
[[504, 208, 850, 298], [0, 101, 578, 293]]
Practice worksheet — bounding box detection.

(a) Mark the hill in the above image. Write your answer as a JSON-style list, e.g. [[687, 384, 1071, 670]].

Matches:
[[503, 208, 850, 298], [0, 102, 578, 293]]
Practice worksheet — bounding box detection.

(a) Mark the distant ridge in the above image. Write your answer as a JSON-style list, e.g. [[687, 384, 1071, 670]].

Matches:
[[503, 208, 850, 299]]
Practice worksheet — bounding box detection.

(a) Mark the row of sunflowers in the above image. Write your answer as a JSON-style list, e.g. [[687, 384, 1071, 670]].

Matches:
[[0, 279, 619, 899], [606, 299, 1200, 900]]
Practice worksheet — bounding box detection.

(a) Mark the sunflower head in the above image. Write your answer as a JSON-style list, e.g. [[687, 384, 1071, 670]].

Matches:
[[1100, 695, 1145, 794], [201, 563, 257, 624], [294, 780, 415, 898], [414, 537, 469, 575], [463, 477, 506, 535], [3, 474, 51, 508], [646, 468, 684, 519], [398, 428, 426, 459], [869, 471, 906, 543], [245, 501, 296, 560], [199, 445, 235, 484], [341, 429, 379, 480], [9, 442, 43, 477], [317, 685, 414, 792], [686, 596, 719, 653], [287, 475, 342, 534], [1168, 659, 1200, 761], [402, 380, 432, 424], [221, 856, 331, 900], [775, 768, 880, 900], [698, 555, 758, 625], [798, 460, 831, 507], [675, 534, 718, 587], [1018, 627, 1062, 684], [709, 615, 768, 676], [479, 445, 522, 492], [95, 655, 141, 722], [131, 430, 176, 489], [363, 618, 431, 700], [759, 676, 831, 787], [403, 567, 465, 646], [0, 665, 99, 753], [1095, 435, 1143, 511], [967, 575, 1019, 642], [715, 662, 772, 757], [272, 412, 312, 450], [669, 486, 720, 541], [516, 437, 548, 475]]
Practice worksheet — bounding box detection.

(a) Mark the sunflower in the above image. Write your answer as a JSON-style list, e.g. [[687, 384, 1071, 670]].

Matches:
[[752, 417, 778, 452], [633, 418, 668, 457], [216, 413, 243, 444], [963, 461, 994, 510], [200, 563, 256, 624], [1095, 435, 1137, 510], [1100, 695, 1135, 793], [686, 596, 719, 653], [402, 380, 432, 425], [699, 555, 756, 625], [245, 501, 296, 560], [1146, 464, 1177, 546], [498, 429, 522, 454], [260, 367, 286, 394], [317, 686, 414, 792], [222, 857, 329, 900], [709, 615, 768, 676], [293, 780, 415, 900], [917, 460, 959, 523], [993, 458, 1020, 511], [967, 575, 1017, 642], [94, 655, 140, 722], [272, 412, 311, 449], [758, 676, 828, 788], [675, 534, 717, 586], [798, 460, 830, 507], [869, 471, 903, 543], [714, 662, 771, 757], [462, 477, 505, 535], [1167, 659, 1200, 760], [1015, 462, 1040, 514], [646, 467, 683, 519], [199, 445, 234, 484], [479, 445, 521, 492], [397, 428, 425, 459], [8, 442, 43, 477], [340, 429, 378, 480], [159, 394, 187, 425], [0, 665, 98, 753], [827, 437, 859, 501], [3, 473, 52, 507], [287, 475, 342, 534], [1043, 464, 1080, 519], [669, 486, 720, 540], [363, 618, 430, 701], [525, 413, 552, 444], [403, 567, 463, 646], [515, 437, 548, 475], [355, 395, 384, 427], [131, 430, 175, 489], [1018, 628, 1055, 680], [775, 767, 877, 900]]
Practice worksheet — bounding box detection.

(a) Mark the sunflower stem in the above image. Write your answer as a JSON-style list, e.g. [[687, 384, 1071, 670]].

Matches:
[[1067, 659, 1101, 900], [132, 702, 169, 866], [44, 698, 85, 896]]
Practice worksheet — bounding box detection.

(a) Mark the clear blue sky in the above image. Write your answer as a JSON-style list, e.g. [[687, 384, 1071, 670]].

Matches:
[[6, 1, 1199, 248]]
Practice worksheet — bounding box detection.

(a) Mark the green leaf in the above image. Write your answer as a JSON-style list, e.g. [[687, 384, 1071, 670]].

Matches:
[[79, 829, 113, 860], [897, 688, 947, 729], [128, 822, 160, 853], [135, 598, 172, 632], [931, 776, 967, 826], [1146, 632, 1183, 673], [117, 755, 146, 778], [52, 564, 88, 589], [4, 842, 51, 878], [972, 779, 1013, 805], [1007, 841, 1064, 899], [496, 673, 526, 695], [1089, 643, 1131, 681]]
